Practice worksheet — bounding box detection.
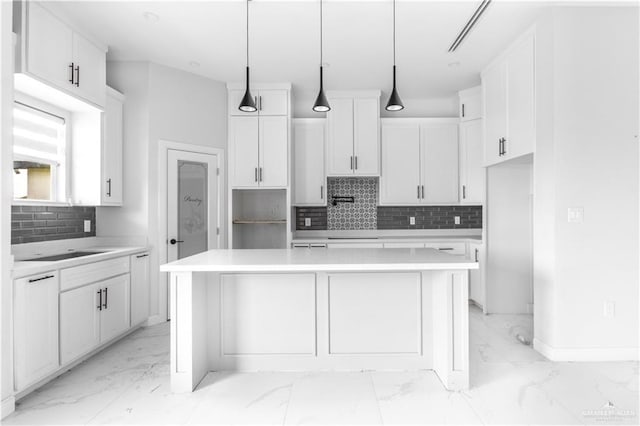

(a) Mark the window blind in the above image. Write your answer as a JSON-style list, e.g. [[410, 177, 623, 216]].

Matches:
[[13, 102, 66, 165]]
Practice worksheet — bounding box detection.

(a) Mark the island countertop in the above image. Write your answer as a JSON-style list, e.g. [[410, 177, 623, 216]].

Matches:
[[160, 247, 478, 273]]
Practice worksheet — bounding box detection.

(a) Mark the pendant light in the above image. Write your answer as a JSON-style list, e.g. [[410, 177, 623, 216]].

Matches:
[[385, 0, 404, 111], [313, 0, 330, 112], [239, 0, 257, 112]]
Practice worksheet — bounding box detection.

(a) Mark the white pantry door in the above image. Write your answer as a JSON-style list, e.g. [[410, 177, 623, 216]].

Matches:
[[167, 149, 219, 264]]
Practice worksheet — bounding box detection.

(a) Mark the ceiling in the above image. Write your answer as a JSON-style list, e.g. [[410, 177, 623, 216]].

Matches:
[[48, 0, 551, 101]]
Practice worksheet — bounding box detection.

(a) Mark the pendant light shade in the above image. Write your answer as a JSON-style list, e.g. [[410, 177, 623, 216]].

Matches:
[[385, 0, 404, 111], [312, 0, 330, 112], [239, 0, 257, 113]]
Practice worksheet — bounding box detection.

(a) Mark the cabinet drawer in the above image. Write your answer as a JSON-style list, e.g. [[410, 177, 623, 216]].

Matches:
[[383, 242, 425, 249], [424, 242, 466, 255], [327, 243, 384, 249], [61, 256, 129, 291]]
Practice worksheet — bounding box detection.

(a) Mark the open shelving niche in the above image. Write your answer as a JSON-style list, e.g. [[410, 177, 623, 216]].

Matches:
[[230, 189, 291, 249]]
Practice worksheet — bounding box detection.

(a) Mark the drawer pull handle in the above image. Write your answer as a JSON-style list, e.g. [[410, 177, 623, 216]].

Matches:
[[28, 274, 55, 283], [439, 248, 454, 251], [103, 288, 108, 309], [136, 254, 149, 258], [97, 289, 102, 311]]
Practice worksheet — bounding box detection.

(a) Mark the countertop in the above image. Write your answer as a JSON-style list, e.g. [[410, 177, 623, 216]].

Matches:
[[160, 248, 478, 273], [12, 246, 149, 279]]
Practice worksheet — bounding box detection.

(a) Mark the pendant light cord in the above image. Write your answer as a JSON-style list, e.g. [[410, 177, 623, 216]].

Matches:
[[320, 0, 323, 66], [246, 0, 250, 67], [393, 0, 396, 67]]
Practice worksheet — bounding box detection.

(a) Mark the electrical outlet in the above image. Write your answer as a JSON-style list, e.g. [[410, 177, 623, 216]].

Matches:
[[568, 207, 584, 223], [409, 216, 415, 225], [305, 218, 311, 227], [84, 220, 91, 232], [604, 300, 616, 318], [454, 216, 461, 225]]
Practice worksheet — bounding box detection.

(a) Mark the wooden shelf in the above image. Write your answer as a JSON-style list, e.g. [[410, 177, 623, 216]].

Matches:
[[233, 219, 287, 225]]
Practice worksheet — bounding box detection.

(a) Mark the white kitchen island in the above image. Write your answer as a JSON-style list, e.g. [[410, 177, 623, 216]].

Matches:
[[160, 248, 478, 393]]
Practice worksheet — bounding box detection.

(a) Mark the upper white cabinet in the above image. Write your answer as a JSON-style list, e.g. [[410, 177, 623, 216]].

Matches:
[[482, 32, 535, 166], [293, 119, 326, 206], [228, 89, 288, 116], [327, 91, 380, 176], [228, 85, 290, 188], [459, 119, 485, 204], [14, 272, 59, 391], [16, 1, 107, 108], [101, 88, 124, 205], [380, 119, 459, 205], [458, 86, 482, 122]]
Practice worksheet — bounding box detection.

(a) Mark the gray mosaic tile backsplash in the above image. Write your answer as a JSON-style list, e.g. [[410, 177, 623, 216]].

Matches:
[[12, 205, 96, 244], [377, 205, 482, 229], [327, 177, 377, 230]]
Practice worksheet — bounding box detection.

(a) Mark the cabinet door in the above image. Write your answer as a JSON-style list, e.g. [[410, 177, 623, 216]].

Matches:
[[100, 275, 131, 343], [130, 253, 150, 326], [294, 120, 326, 205], [14, 272, 59, 391], [460, 120, 485, 204], [72, 33, 106, 107], [469, 243, 484, 308], [228, 89, 258, 116], [257, 90, 288, 116], [506, 35, 535, 158], [259, 116, 288, 187], [353, 97, 380, 175], [102, 89, 123, 205], [60, 283, 101, 365], [483, 62, 507, 166], [230, 117, 259, 187], [327, 98, 354, 175], [460, 92, 482, 122], [380, 123, 421, 204], [421, 123, 459, 204], [25, 2, 73, 90]]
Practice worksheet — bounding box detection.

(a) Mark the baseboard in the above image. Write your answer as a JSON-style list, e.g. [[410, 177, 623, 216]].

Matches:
[[533, 338, 639, 362], [144, 314, 166, 327], [1, 395, 15, 419]]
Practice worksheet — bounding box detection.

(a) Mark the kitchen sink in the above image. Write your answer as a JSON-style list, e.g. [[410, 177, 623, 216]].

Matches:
[[23, 251, 106, 261]]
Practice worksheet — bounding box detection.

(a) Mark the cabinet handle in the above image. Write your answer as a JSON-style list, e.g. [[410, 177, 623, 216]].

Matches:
[[107, 178, 112, 197], [254, 167, 258, 182], [74, 65, 80, 87], [462, 103, 465, 118], [136, 253, 149, 258], [417, 185, 420, 199], [68, 63, 75, 84], [320, 185, 324, 199], [439, 247, 454, 251], [355, 156, 358, 170], [502, 137, 507, 155], [259, 95, 262, 111], [421, 185, 425, 199], [462, 185, 466, 199], [97, 289, 102, 311], [28, 274, 55, 283], [498, 138, 503, 156], [103, 287, 108, 309], [259, 167, 263, 182], [475, 248, 479, 262], [350, 156, 354, 170], [254, 96, 258, 109]]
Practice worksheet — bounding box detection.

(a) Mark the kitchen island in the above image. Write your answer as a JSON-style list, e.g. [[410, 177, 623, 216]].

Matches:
[[160, 248, 478, 393]]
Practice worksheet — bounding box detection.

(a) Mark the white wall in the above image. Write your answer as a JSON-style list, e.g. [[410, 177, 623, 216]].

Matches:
[[98, 62, 227, 322], [1, 0, 15, 417], [533, 6, 639, 360]]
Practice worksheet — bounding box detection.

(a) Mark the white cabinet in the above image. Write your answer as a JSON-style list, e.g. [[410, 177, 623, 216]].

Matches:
[[228, 89, 288, 116], [229, 116, 288, 188], [293, 119, 326, 205], [17, 1, 107, 108], [130, 253, 150, 326], [101, 87, 124, 205], [60, 282, 101, 365], [14, 272, 59, 391], [380, 119, 459, 205], [458, 86, 482, 122], [99, 275, 131, 343], [326, 242, 384, 249], [482, 32, 535, 166], [459, 120, 485, 204], [469, 242, 485, 308], [327, 92, 380, 176]]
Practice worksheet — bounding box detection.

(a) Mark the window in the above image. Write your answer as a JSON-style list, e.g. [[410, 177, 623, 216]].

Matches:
[[13, 101, 67, 202]]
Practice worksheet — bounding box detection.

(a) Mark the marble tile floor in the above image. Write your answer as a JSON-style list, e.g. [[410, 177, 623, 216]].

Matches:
[[5, 306, 638, 425]]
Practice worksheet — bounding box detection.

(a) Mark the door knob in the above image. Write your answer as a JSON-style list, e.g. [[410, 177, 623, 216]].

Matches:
[[170, 238, 184, 245]]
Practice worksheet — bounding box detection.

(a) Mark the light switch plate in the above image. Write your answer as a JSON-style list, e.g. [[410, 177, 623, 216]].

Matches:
[[305, 218, 311, 227], [84, 220, 91, 232], [454, 216, 461, 225], [567, 207, 584, 223], [409, 216, 415, 225]]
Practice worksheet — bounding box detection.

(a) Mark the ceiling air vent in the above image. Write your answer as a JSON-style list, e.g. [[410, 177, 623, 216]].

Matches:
[[448, 0, 492, 52]]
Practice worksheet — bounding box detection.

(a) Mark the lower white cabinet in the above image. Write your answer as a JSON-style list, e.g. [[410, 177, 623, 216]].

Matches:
[[60, 274, 130, 365], [14, 272, 59, 391], [469, 242, 485, 308], [130, 253, 150, 326]]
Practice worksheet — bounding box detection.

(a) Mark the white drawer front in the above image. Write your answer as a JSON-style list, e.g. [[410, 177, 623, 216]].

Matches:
[[424, 242, 466, 255], [61, 256, 130, 292]]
